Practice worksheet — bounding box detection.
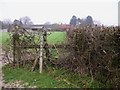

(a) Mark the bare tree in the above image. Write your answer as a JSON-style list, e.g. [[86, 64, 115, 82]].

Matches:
[[19, 16, 33, 26], [13, 19, 22, 26], [44, 22, 51, 25], [2, 19, 12, 32]]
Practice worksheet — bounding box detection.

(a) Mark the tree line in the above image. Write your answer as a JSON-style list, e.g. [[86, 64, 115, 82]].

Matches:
[[0, 15, 101, 31], [69, 15, 95, 27], [0, 16, 33, 30]]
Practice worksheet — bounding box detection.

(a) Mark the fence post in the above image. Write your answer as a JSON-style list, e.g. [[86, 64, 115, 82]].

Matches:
[[13, 33, 16, 66], [43, 31, 50, 64], [13, 31, 21, 67], [39, 29, 44, 73]]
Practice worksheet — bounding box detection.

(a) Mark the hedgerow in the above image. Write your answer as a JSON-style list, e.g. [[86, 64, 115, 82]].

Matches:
[[58, 26, 120, 87]]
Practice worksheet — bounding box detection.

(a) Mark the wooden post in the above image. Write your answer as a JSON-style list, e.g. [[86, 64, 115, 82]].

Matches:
[[39, 29, 44, 73], [12, 26, 20, 67], [13, 32, 19, 66], [43, 30, 51, 66], [13, 33, 16, 66]]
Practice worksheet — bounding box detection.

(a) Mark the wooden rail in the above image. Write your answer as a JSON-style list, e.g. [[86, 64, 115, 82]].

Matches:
[[12, 25, 68, 73], [14, 44, 69, 49]]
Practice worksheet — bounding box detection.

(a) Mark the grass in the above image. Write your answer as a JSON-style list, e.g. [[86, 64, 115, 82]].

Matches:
[[3, 66, 57, 88], [2, 65, 76, 88], [47, 32, 67, 44], [0, 32, 10, 44], [0, 31, 67, 45], [2, 65, 103, 88]]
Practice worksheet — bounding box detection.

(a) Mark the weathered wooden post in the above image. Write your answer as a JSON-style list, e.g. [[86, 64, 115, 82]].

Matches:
[[13, 28, 18, 66], [13, 33, 16, 66], [43, 31, 50, 64], [39, 28, 44, 73], [12, 25, 21, 67]]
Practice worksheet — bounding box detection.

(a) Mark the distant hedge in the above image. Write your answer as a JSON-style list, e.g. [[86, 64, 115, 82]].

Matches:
[[58, 26, 120, 87]]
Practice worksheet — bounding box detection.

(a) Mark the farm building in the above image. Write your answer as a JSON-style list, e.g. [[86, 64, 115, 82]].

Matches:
[[23, 24, 72, 31]]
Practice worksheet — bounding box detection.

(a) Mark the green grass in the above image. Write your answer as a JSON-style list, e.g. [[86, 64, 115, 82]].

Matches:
[[0, 32, 10, 44], [2, 65, 103, 88], [0, 31, 67, 45], [3, 66, 56, 88], [47, 32, 67, 44], [2, 65, 76, 88]]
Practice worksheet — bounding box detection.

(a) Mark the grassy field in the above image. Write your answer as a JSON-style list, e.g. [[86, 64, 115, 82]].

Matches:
[[0, 31, 67, 44], [0, 32, 10, 44], [47, 32, 67, 44], [3, 65, 103, 88]]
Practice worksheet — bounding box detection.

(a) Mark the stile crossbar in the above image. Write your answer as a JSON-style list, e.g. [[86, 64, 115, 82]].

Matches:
[[12, 25, 67, 73], [12, 25, 48, 73]]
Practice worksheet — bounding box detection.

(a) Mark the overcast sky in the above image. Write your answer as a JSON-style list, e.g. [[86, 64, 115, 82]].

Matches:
[[0, 0, 119, 26]]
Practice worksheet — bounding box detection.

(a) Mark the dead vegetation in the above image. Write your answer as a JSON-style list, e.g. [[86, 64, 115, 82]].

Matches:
[[57, 26, 120, 87]]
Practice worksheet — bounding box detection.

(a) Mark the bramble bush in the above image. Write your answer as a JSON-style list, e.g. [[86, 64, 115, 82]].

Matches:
[[58, 26, 120, 87]]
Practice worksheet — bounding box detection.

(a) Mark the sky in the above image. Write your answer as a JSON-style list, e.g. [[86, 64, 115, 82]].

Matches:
[[0, 0, 119, 26]]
